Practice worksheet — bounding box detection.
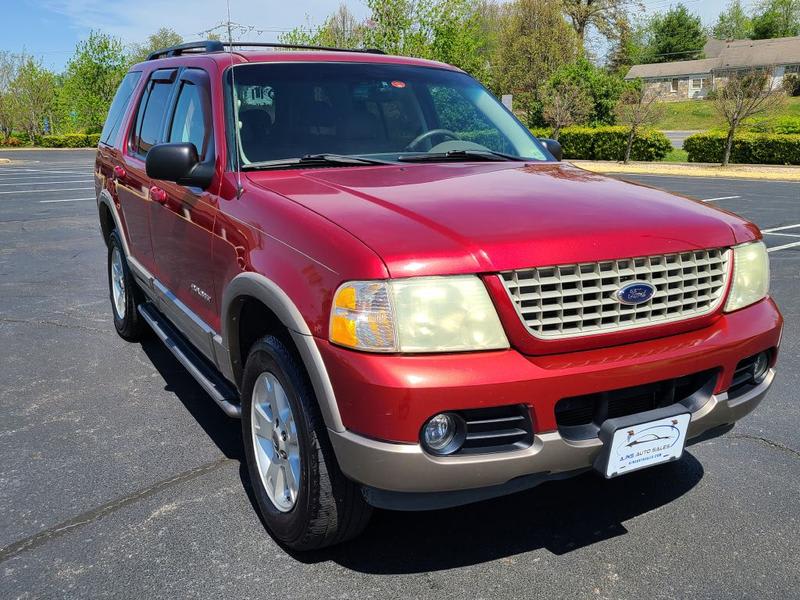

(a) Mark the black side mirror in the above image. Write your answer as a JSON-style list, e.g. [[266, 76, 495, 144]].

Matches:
[[146, 142, 214, 189], [540, 138, 563, 161]]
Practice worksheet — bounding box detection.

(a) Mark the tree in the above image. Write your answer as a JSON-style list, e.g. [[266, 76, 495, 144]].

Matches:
[[61, 31, 129, 133], [492, 0, 581, 125], [561, 0, 641, 43], [131, 27, 184, 63], [282, 1, 492, 80], [713, 69, 786, 165], [712, 0, 753, 40], [546, 57, 626, 125], [750, 0, 800, 39], [640, 4, 706, 64], [615, 82, 665, 163], [0, 52, 20, 140], [540, 80, 592, 139], [281, 5, 365, 48], [10, 56, 56, 140]]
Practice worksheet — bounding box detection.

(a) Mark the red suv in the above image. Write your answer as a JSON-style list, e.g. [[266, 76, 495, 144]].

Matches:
[[95, 41, 782, 550]]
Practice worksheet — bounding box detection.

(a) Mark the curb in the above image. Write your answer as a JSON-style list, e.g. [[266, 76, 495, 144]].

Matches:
[[570, 160, 800, 182]]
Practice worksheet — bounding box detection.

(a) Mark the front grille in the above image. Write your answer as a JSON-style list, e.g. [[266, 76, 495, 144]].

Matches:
[[501, 248, 731, 340], [555, 370, 717, 440], [456, 405, 533, 455]]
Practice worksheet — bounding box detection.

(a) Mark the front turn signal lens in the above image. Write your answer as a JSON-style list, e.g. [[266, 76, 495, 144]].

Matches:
[[329, 281, 397, 352]]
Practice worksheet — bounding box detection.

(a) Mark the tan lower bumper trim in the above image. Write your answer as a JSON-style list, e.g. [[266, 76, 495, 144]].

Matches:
[[329, 369, 775, 494]]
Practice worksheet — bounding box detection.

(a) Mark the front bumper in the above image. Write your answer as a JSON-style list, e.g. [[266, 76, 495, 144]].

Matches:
[[329, 369, 774, 498], [321, 298, 782, 501]]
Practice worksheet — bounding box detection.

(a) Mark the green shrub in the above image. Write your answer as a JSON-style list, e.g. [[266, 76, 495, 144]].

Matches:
[[36, 133, 99, 148], [531, 126, 672, 161], [746, 116, 800, 134], [683, 132, 800, 164], [782, 73, 800, 97]]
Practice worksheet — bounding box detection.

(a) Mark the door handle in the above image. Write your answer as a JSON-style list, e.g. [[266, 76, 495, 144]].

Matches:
[[113, 165, 127, 179], [150, 186, 168, 205]]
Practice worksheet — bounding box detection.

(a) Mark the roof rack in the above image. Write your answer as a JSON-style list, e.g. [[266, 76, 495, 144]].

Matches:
[[146, 40, 385, 61], [146, 40, 225, 61], [221, 42, 385, 55]]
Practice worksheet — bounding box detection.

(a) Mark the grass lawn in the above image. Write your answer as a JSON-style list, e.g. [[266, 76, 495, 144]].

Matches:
[[654, 96, 800, 130], [664, 148, 689, 162]]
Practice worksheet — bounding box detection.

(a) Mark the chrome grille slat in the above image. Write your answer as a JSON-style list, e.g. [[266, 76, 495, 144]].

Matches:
[[501, 248, 731, 339]]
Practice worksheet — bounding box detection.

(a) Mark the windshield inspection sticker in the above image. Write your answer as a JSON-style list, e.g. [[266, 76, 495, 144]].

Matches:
[[605, 413, 691, 478]]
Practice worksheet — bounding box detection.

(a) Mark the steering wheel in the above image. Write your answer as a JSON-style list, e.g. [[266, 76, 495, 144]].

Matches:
[[405, 129, 460, 151]]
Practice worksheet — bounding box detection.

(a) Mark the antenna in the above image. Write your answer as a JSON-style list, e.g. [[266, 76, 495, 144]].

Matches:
[[226, 0, 243, 197]]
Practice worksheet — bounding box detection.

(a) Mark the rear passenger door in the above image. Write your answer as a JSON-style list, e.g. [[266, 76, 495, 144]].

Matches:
[[149, 68, 220, 360]]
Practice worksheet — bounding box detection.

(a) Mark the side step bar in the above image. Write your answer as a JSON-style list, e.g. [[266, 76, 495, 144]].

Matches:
[[138, 303, 242, 418]]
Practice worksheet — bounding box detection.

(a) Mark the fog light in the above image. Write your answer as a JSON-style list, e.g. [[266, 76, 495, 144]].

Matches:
[[422, 413, 464, 455], [753, 352, 770, 384]]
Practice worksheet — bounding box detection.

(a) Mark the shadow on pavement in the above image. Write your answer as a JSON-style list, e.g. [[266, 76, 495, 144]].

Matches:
[[140, 336, 243, 461], [138, 333, 704, 573], [298, 453, 704, 573]]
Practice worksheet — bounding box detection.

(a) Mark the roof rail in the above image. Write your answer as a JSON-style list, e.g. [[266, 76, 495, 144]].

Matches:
[[222, 42, 385, 55], [146, 40, 225, 61]]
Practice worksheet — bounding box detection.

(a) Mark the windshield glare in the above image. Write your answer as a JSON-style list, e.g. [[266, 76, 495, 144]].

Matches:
[[228, 62, 548, 166]]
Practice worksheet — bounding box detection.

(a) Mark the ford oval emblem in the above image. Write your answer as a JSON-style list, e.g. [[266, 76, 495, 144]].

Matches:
[[615, 281, 656, 305]]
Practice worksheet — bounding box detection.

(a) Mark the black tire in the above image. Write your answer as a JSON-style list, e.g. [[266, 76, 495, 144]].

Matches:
[[107, 229, 145, 341], [241, 335, 372, 550]]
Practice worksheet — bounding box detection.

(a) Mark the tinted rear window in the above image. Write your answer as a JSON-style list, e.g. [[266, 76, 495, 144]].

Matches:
[[100, 72, 141, 146]]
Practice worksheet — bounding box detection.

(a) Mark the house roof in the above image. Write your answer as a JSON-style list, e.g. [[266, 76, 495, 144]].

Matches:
[[625, 35, 800, 80]]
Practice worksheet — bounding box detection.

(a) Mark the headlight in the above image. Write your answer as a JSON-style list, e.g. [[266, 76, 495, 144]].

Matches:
[[329, 276, 509, 353], [725, 241, 770, 312]]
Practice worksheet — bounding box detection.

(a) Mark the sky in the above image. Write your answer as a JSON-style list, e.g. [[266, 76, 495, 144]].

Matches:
[[3, 0, 754, 72]]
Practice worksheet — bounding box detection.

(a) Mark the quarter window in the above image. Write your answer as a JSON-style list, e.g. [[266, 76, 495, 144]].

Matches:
[[100, 72, 141, 146]]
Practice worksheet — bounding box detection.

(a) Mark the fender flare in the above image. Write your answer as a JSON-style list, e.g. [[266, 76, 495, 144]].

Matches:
[[221, 272, 345, 432], [97, 189, 130, 254]]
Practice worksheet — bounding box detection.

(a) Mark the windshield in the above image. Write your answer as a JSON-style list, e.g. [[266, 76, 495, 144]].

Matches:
[[226, 62, 549, 167]]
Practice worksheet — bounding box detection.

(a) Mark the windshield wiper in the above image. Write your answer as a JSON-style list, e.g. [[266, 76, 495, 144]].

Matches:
[[397, 149, 524, 163], [242, 153, 393, 170]]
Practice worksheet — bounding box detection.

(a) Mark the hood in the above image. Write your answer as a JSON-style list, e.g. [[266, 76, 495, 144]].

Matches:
[[246, 162, 758, 277]]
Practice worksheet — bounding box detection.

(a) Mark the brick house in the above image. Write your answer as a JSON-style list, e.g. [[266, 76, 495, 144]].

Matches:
[[625, 36, 800, 101]]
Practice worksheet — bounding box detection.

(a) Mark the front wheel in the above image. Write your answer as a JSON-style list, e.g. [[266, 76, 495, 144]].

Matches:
[[241, 335, 372, 550]]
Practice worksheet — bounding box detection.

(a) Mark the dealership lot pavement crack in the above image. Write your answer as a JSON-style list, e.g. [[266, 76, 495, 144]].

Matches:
[[0, 457, 234, 564], [730, 433, 800, 458]]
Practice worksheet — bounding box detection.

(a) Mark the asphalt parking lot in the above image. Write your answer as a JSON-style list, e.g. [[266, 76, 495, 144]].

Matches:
[[1, 149, 798, 599]]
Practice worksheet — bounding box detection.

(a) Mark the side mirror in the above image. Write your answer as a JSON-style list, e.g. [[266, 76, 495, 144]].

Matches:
[[540, 138, 563, 161], [145, 143, 214, 189]]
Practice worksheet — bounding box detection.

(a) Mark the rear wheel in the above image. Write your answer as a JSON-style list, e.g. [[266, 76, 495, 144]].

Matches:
[[107, 230, 145, 341], [241, 335, 372, 550]]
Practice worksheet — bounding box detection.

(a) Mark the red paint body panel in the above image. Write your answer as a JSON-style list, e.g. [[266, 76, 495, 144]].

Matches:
[[318, 298, 782, 443]]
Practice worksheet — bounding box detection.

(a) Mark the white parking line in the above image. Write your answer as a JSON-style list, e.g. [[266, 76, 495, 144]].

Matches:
[[0, 179, 92, 187], [701, 195, 741, 202], [39, 197, 95, 204], [764, 232, 800, 238], [762, 223, 800, 233], [767, 240, 800, 252], [0, 186, 93, 194]]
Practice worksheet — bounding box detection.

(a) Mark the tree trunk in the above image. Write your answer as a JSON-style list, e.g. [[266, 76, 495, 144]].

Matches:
[[552, 126, 560, 141], [623, 126, 636, 164], [722, 125, 736, 167]]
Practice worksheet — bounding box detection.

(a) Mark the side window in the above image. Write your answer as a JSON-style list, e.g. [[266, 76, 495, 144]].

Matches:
[[100, 71, 141, 146], [168, 81, 211, 160], [129, 71, 176, 157]]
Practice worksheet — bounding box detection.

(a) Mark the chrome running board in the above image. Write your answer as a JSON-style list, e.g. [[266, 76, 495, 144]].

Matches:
[[138, 303, 242, 418]]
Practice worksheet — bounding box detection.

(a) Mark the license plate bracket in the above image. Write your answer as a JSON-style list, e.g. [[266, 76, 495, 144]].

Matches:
[[593, 405, 692, 479]]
